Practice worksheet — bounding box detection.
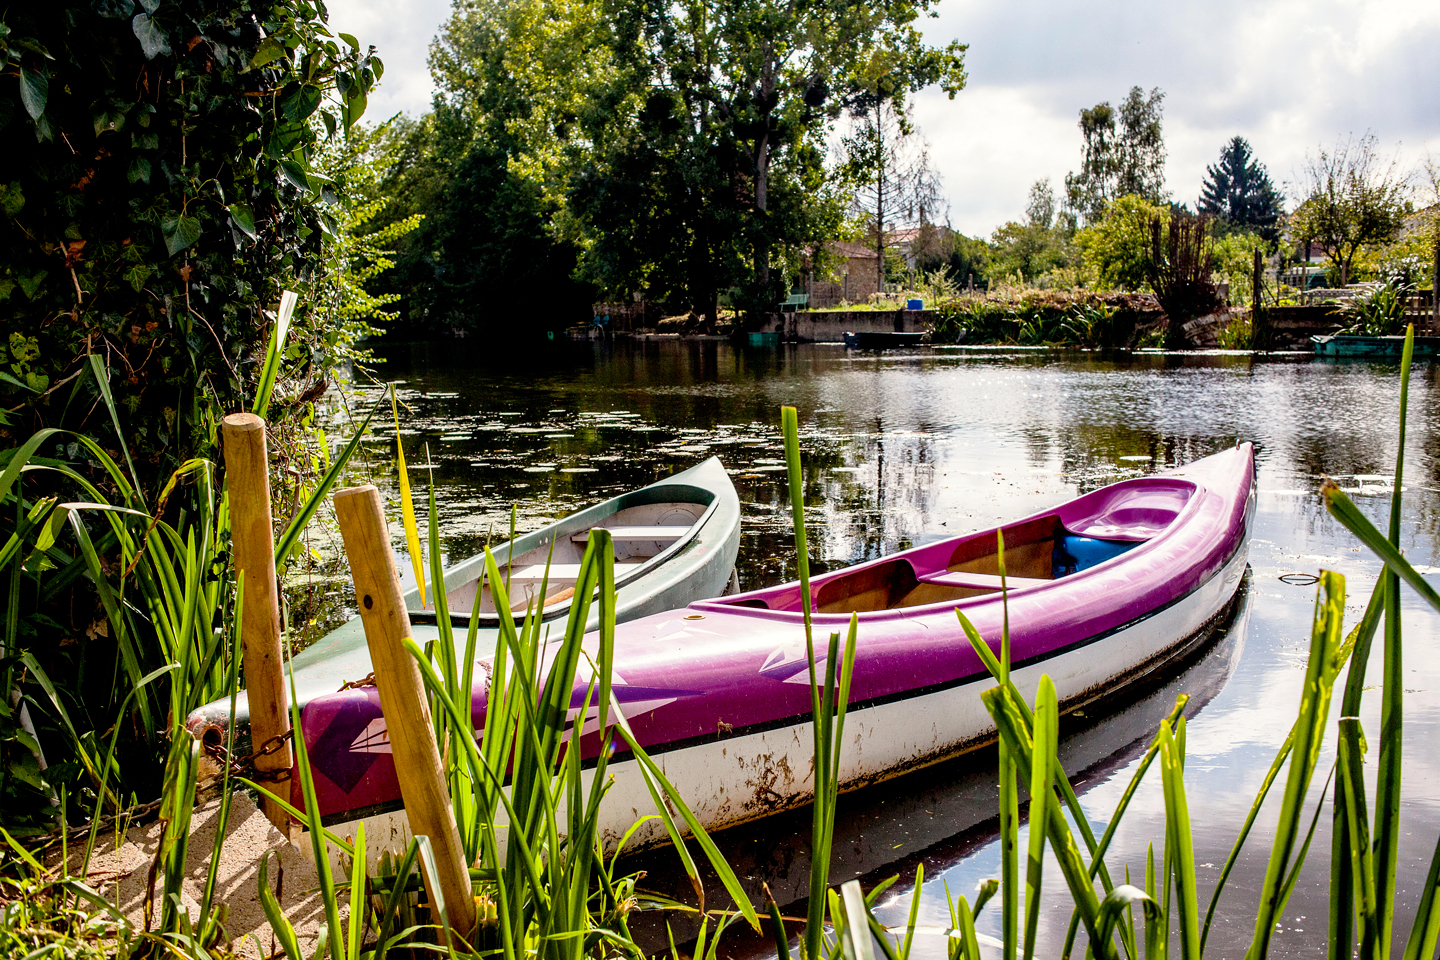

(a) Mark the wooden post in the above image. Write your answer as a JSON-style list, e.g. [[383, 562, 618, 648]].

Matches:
[[1432, 234, 1438, 333], [221, 413, 292, 830], [333, 486, 476, 940], [1251, 248, 1266, 352]]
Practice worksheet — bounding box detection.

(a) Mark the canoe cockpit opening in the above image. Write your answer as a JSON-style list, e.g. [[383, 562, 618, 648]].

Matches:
[[811, 515, 1145, 614], [715, 512, 1153, 616], [439, 501, 706, 617]]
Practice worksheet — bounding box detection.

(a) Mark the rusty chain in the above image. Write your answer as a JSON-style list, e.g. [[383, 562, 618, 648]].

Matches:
[[337, 671, 377, 691], [202, 728, 294, 783]]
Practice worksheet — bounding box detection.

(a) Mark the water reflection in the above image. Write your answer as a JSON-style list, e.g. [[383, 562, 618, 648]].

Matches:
[[350, 339, 1440, 958]]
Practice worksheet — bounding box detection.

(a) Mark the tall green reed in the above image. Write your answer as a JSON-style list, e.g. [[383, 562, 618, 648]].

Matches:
[[791, 326, 1440, 960]]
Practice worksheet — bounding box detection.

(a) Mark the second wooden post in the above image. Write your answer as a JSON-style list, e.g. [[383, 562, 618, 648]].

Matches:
[[221, 413, 292, 829], [333, 485, 476, 941]]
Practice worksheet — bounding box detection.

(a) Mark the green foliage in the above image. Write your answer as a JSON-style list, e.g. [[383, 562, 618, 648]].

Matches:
[[1211, 232, 1269, 305], [1290, 134, 1409, 288], [1198, 137, 1283, 242], [0, 1, 376, 489], [311, 123, 424, 368], [1337, 276, 1415, 336], [1214, 314, 1253, 350], [930, 290, 1139, 348], [1074, 194, 1168, 290], [990, 179, 1074, 283], [1064, 87, 1167, 225], [396, 0, 967, 325]]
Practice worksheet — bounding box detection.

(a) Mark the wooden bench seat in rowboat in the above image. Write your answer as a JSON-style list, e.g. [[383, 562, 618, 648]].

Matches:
[[921, 571, 1051, 590], [509, 562, 643, 582], [569, 526, 693, 543]]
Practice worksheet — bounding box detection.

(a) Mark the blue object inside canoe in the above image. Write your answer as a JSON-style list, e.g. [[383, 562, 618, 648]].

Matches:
[[1052, 535, 1139, 577]]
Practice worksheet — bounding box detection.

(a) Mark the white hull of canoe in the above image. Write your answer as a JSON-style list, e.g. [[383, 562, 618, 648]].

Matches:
[[317, 535, 1248, 870]]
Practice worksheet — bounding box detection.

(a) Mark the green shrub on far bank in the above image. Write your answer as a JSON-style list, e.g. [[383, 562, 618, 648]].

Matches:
[[928, 289, 1160, 348]]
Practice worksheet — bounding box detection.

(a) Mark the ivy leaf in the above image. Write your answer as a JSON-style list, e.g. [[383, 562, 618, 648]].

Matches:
[[279, 159, 314, 195], [127, 156, 151, 185], [137, 0, 161, 12], [250, 37, 286, 69], [95, 0, 136, 17], [228, 203, 257, 239], [18, 66, 47, 120], [16, 272, 46, 299], [1, 182, 24, 217], [0, 281, 14, 301], [124, 263, 151, 292], [160, 213, 201, 256], [281, 83, 322, 124], [132, 12, 171, 59]]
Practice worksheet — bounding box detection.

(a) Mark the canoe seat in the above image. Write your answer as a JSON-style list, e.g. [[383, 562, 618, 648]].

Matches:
[[509, 562, 642, 583], [570, 526, 692, 544], [921, 571, 1051, 590]]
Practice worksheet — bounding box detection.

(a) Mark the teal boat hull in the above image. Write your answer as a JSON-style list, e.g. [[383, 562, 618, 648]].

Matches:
[[1312, 334, 1440, 358]]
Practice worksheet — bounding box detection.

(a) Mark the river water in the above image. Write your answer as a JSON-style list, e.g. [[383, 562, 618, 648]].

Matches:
[[353, 338, 1440, 958]]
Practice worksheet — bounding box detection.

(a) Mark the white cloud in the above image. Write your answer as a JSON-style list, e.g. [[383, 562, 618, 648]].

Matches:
[[324, 0, 450, 120], [920, 0, 1440, 234], [326, 0, 1440, 235]]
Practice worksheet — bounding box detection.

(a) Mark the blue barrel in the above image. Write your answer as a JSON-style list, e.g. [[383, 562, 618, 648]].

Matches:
[[906, 298, 923, 311]]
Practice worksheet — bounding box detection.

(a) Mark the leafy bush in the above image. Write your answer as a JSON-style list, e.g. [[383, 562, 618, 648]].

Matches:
[[1215, 314, 1253, 350], [1074, 194, 1167, 290], [930, 290, 1154, 348], [1337, 276, 1415, 336], [0, 1, 377, 489]]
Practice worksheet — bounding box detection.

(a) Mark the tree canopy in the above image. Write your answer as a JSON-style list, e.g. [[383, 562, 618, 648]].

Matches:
[[1290, 134, 1409, 287], [371, 0, 966, 327], [1064, 86, 1167, 225], [1198, 136, 1282, 242]]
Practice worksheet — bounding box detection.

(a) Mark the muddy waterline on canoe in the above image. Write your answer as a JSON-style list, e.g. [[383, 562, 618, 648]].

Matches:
[[335, 339, 1440, 958]]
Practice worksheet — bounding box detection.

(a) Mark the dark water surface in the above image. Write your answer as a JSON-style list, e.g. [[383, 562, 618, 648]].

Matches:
[[352, 339, 1440, 958]]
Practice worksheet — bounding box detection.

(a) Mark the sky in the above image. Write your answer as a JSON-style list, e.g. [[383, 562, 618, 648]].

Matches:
[[327, 0, 1440, 238]]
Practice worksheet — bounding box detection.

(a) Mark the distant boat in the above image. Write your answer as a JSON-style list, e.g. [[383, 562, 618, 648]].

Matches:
[[843, 330, 925, 349], [1312, 334, 1440, 358], [186, 457, 741, 752], [294, 445, 1252, 855]]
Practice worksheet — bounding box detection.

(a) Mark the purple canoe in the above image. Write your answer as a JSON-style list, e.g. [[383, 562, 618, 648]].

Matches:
[[294, 444, 1253, 855]]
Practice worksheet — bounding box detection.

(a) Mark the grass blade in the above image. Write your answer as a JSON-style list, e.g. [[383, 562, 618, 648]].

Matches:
[[1245, 571, 1348, 960], [1023, 676, 1057, 960], [1373, 323, 1414, 956], [1158, 719, 1199, 960], [390, 383, 426, 609], [252, 289, 298, 420]]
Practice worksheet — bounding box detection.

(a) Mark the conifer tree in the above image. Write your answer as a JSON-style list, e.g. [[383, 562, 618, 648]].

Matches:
[[1198, 136, 1283, 242]]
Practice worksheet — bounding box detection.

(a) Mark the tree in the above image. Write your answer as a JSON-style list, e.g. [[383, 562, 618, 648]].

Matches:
[[1074, 194, 1167, 290], [840, 99, 944, 294], [1198, 136, 1283, 242], [636, 0, 967, 313], [1145, 210, 1222, 347], [1064, 86, 1167, 224], [990, 178, 1073, 282], [1290, 134, 1409, 287], [380, 0, 602, 333]]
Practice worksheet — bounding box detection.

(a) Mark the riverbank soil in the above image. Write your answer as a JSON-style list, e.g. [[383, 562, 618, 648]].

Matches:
[[46, 794, 330, 957]]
